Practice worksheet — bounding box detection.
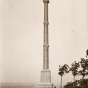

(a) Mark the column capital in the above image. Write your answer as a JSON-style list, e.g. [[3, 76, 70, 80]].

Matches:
[[43, 0, 49, 3]]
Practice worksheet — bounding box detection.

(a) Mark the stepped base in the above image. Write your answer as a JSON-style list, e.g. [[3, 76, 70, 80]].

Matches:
[[35, 82, 54, 88], [35, 69, 55, 88]]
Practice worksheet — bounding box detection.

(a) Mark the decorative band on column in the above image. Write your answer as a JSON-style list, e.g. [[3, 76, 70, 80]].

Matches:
[[43, 21, 49, 25], [43, 0, 49, 3], [43, 44, 49, 47]]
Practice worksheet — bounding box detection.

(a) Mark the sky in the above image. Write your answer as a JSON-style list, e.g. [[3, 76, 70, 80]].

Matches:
[[0, 0, 88, 86]]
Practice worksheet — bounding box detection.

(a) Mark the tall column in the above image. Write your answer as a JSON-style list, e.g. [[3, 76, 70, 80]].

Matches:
[[43, 0, 49, 69], [35, 1, 55, 87]]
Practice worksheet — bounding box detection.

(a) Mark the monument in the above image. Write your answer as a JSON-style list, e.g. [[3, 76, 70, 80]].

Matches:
[[35, 0, 54, 88]]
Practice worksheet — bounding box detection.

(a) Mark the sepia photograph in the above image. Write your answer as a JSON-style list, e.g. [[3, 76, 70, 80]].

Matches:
[[0, 0, 88, 88]]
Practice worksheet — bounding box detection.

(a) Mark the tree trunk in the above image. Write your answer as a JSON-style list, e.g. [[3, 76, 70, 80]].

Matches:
[[61, 76, 62, 88], [82, 76, 84, 88], [74, 76, 75, 88], [74, 76, 75, 81]]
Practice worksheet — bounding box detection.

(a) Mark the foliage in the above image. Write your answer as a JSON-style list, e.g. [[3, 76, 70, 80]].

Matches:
[[58, 49, 88, 88], [70, 61, 79, 81], [78, 58, 88, 78], [64, 79, 88, 88], [58, 65, 64, 77], [58, 64, 69, 77]]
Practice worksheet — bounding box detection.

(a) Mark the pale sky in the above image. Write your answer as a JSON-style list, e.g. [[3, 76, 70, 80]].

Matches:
[[0, 0, 88, 85]]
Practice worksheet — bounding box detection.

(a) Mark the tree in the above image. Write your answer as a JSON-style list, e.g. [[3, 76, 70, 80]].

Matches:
[[79, 58, 86, 79], [58, 65, 64, 88], [78, 58, 87, 88], [70, 61, 79, 81], [70, 61, 79, 88], [58, 64, 69, 88]]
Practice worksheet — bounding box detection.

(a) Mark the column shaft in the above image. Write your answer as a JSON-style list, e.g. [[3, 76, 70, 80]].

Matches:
[[43, 1, 49, 69]]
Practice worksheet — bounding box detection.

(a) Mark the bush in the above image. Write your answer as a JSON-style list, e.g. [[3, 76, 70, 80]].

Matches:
[[64, 79, 88, 88]]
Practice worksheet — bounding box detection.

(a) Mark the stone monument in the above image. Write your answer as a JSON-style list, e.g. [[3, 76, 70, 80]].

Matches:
[[35, 0, 54, 88]]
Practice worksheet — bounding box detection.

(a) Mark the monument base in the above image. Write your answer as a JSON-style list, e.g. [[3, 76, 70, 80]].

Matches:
[[35, 83, 54, 88], [40, 69, 51, 82], [35, 69, 55, 88]]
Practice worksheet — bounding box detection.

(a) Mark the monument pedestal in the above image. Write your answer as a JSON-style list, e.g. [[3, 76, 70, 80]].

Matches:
[[40, 69, 51, 82], [35, 69, 54, 88]]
